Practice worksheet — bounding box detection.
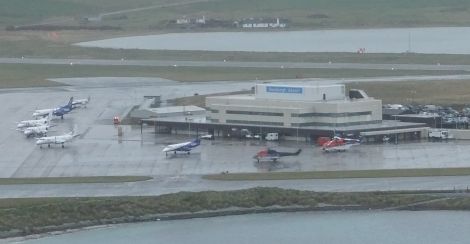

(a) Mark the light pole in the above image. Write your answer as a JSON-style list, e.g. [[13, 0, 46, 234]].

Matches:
[[186, 112, 192, 138], [394, 115, 398, 144], [296, 126, 299, 144], [259, 124, 262, 142], [296, 109, 300, 144]]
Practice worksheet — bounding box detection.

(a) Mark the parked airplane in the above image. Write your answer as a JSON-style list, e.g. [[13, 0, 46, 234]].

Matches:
[[24, 124, 53, 138], [72, 96, 91, 108], [32, 97, 74, 119], [17, 115, 50, 129], [36, 126, 79, 148], [253, 148, 302, 163], [162, 139, 201, 156], [321, 136, 361, 152]]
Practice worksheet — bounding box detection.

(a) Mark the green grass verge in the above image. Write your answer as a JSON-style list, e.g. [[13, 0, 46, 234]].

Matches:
[[203, 168, 470, 181], [0, 187, 440, 238], [0, 63, 467, 89], [412, 197, 470, 211], [0, 176, 152, 185]]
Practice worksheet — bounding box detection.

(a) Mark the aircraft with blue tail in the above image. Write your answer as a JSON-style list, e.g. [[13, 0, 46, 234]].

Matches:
[[32, 97, 74, 119], [163, 138, 201, 156]]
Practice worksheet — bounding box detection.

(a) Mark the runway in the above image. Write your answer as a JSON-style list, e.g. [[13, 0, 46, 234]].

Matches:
[[2, 175, 470, 198], [2, 57, 470, 72]]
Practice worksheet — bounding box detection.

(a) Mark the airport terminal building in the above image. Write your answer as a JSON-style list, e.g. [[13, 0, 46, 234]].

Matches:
[[143, 83, 427, 142], [206, 84, 382, 128]]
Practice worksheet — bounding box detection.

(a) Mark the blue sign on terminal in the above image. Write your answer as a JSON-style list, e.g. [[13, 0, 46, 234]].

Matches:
[[266, 86, 303, 94]]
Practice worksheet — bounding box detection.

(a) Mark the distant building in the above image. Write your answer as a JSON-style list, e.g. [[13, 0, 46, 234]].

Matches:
[[195, 16, 206, 24], [176, 16, 191, 24], [240, 18, 287, 28], [176, 16, 206, 25]]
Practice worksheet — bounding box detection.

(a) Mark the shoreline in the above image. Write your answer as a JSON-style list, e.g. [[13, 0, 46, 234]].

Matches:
[[0, 200, 461, 241], [0, 188, 466, 240], [4, 205, 468, 242], [0, 205, 417, 241]]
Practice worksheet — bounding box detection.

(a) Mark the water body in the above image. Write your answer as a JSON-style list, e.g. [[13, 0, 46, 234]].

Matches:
[[76, 27, 470, 54], [21, 211, 470, 244]]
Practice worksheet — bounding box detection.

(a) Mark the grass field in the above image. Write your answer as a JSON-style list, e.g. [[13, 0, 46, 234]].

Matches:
[[0, 0, 182, 27], [1, 63, 464, 89], [0, 176, 152, 185], [204, 168, 470, 181], [0, 187, 441, 238], [118, 0, 470, 30], [3, 0, 470, 30], [2, 0, 470, 78], [347, 79, 470, 106], [2, 63, 470, 106], [170, 78, 470, 108]]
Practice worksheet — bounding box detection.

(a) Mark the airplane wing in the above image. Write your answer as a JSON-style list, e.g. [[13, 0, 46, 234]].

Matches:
[[54, 138, 68, 144]]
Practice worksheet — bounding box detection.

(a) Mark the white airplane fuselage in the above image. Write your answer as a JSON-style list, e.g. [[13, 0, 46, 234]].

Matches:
[[24, 125, 49, 137], [162, 142, 190, 152], [32, 108, 54, 118], [162, 139, 201, 155], [17, 117, 48, 128], [36, 132, 77, 148]]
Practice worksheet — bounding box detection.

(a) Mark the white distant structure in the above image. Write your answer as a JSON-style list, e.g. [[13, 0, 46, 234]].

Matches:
[[176, 16, 191, 24], [241, 18, 287, 28], [196, 16, 206, 24], [176, 16, 206, 25]]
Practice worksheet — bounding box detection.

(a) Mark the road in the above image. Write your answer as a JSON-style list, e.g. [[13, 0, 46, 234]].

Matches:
[[3, 57, 470, 72], [98, 0, 213, 19], [16, 0, 212, 27], [1, 175, 470, 198]]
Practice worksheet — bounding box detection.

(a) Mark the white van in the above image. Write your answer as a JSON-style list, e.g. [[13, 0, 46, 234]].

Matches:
[[428, 130, 451, 140], [265, 133, 279, 141]]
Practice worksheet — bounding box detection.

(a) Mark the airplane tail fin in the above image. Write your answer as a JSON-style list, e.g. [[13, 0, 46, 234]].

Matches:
[[72, 125, 79, 137], [87, 96, 91, 103], [46, 112, 52, 125], [67, 97, 74, 108], [191, 138, 201, 147], [295, 149, 302, 155]]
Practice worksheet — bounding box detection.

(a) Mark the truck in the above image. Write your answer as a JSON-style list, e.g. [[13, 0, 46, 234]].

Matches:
[[265, 133, 279, 141], [428, 129, 451, 141]]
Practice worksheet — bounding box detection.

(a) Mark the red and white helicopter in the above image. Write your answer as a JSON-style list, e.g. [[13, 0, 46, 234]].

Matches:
[[321, 136, 361, 152]]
